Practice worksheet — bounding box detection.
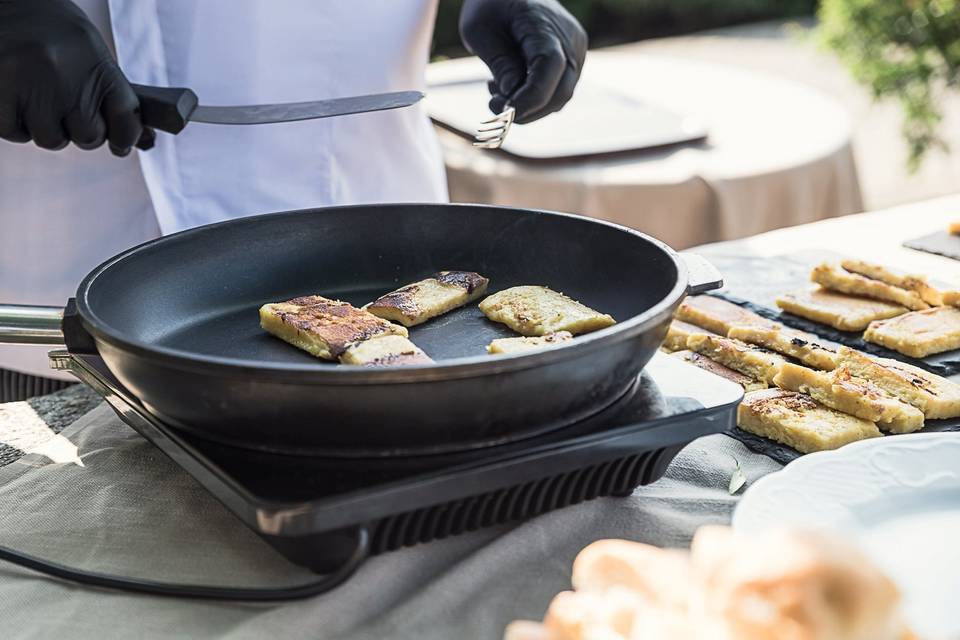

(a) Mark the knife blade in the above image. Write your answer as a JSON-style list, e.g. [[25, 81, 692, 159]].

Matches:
[[131, 84, 424, 136]]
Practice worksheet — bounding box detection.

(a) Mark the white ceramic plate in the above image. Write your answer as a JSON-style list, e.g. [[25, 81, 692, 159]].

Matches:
[[733, 433, 960, 640]]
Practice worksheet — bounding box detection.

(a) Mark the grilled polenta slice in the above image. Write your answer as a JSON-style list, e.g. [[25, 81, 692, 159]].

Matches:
[[728, 324, 839, 371], [671, 350, 767, 391], [840, 259, 942, 306], [943, 290, 960, 307], [837, 346, 960, 419], [811, 263, 929, 311], [664, 319, 716, 351], [340, 335, 433, 366], [863, 306, 960, 358], [487, 331, 573, 355], [479, 286, 615, 336], [686, 334, 788, 383], [773, 363, 923, 433], [674, 295, 778, 336], [260, 295, 406, 361], [737, 389, 881, 453], [367, 271, 489, 327], [776, 288, 906, 331]]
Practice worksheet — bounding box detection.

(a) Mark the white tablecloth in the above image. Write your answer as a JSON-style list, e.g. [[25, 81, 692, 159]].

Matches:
[[427, 52, 864, 250]]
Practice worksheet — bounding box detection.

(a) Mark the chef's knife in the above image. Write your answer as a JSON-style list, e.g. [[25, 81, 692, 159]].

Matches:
[[131, 84, 424, 138]]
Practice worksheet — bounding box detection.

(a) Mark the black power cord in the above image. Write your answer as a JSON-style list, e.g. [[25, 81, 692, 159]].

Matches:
[[0, 528, 369, 601]]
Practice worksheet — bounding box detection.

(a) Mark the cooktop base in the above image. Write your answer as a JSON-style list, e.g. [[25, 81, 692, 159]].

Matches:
[[50, 351, 741, 574]]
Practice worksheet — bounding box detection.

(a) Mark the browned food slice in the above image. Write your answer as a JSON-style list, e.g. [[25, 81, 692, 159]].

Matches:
[[950, 222, 960, 235], [811, 263, 929, 311], [728, 324, 839, 371], [671, 350, 767, 391], [686, 333, 788, 383], [840, 259, 942, 306], [479, 286, 615, 336], [674, 295, 778, 336], [487, 331, 573, 355], [737, 389, 882, 453], [260, 295, 407, 360], [339, 335, 433, 366], [863, 306, 960, 358], [944, 290, 960, 307], [367, 271, 489, 327], [664, 319, 716, 351], [836, 346, 960, 419], [773, 363, 924, 433], [776, 288, 906, 331]]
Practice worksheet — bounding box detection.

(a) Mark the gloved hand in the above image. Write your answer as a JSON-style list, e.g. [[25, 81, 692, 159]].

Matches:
[[0, 0, 149, 155], [459, 0, 588, 124]]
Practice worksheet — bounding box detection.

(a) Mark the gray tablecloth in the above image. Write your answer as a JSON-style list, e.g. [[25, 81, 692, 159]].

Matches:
[[0, 403, 781, 639]]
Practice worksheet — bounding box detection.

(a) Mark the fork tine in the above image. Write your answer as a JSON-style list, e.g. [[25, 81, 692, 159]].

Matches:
[[473, 105, 514, 150]]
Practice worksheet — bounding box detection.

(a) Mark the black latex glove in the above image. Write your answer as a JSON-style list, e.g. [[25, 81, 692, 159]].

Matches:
[[459, 0, 587, 124], [0, 0, 150, 155]]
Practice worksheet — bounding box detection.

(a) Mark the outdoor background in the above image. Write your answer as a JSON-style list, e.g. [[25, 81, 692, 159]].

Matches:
[[431, 0, 960, 212]]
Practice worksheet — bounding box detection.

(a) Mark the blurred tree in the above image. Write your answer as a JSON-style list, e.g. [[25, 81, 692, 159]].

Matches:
[[434, 0, 817, 57], [819, 0, 960, 170]]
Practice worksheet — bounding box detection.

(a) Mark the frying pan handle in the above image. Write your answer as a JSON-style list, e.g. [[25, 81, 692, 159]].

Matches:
[[681, 253, 723, 295], [0, 304, 65, 344]]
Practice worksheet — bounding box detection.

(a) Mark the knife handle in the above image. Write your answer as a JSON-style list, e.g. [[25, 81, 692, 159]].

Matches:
[[132, 84, 199, 135]]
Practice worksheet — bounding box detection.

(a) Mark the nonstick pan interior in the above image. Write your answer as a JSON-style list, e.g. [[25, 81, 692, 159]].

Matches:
[[80, 204, 680, 369]]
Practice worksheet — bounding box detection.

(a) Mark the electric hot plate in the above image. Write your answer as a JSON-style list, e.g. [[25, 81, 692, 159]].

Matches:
[[50, 350, 741, 576]]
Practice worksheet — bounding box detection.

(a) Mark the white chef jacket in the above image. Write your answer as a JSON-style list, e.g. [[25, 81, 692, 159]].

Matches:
[[0, 0, 447, 378]]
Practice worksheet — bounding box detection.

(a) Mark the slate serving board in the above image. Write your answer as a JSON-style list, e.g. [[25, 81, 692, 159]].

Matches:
[[703, 250, 960, 377], [694, 248, 960, 463], [904, 231, 960, 261]]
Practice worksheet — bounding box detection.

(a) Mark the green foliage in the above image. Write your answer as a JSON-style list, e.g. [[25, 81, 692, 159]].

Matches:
[[818, 0, 960, 170], [434, 1, 816, 57]]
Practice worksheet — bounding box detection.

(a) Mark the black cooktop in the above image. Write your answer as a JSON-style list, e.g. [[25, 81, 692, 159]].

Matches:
[[51, 350, 741, 574]]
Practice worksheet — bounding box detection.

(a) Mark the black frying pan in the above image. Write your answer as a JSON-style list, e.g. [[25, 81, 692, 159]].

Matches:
[[0, 204, 721, 455]]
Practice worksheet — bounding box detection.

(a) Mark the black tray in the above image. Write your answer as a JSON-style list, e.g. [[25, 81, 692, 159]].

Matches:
[[904, 231, 960, 261], [703, 250, 960, 376]]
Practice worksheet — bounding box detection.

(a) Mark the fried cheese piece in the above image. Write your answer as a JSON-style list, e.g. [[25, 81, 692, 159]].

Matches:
[[671, 350, 767, 391], [487, 331, 573, 355], [737, 389, 881, 453], [950, 222, 960, 235], [728, 324, 839, 371], [773, 363, 924, 433], [840, 259, 943, 306], [260, 295, 407, 361], [674, 295, 778, 336], [664, 319, 718, 352], [811, 263, 929, 311], [479, 286, 615, 336], [339, 334, 433, 366], [776, 288, 906, 331], [943, 290, 960, 307], [863, 306, 960, 358], [686, 334, 788, 384], [367, 271, 489, 327], [837, 346, 960, 419]]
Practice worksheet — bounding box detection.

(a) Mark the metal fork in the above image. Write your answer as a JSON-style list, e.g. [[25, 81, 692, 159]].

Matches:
[[473, 105, 515, 149]]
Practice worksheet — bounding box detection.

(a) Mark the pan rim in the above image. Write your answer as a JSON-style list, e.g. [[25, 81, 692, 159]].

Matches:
[[76, 203, 688, 383]]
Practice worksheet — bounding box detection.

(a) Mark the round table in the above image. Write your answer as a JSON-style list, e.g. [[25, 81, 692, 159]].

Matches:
[[426, 52, 863, 250]]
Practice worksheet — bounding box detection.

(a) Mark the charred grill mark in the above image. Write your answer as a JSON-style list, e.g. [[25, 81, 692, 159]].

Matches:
[[433, 270, 488, 293], [746, 390, 818, 413], [372, 286, 421, 316], [275, 298, 398, 357]]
